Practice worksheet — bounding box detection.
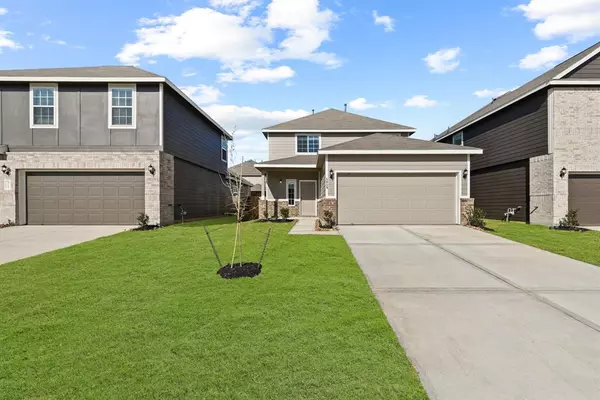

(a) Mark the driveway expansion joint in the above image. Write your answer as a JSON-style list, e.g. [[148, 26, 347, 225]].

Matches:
[[399, 226, 600, 334]]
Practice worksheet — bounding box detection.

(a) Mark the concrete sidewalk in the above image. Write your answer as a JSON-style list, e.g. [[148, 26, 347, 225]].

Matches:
[[288, 218, 339, 235], [340, 225, 600, 400], [0, 225, 132, 264]]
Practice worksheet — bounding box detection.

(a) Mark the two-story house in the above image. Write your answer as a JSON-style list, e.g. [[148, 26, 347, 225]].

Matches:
[[255, 109, 482, 225], [434, 40, 600, 226], [0, 66, 232, 226]]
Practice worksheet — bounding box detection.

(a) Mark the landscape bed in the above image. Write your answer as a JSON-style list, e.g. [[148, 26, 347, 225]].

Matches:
[[0, 217, 427, 399]]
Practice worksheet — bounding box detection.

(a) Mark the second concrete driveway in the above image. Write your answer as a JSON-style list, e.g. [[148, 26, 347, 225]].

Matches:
[[0, 225, 132, 265], [340, 225, 600, 400]]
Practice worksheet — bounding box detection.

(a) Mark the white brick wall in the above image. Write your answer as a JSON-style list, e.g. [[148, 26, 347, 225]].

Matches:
[[551, 88, 600, 225], [529, 154, 553, 225], [0, 151, 176, 225]]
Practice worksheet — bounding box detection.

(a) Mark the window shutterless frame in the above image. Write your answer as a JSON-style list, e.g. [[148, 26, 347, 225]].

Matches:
[[295, 133, 320, 154], [286, 179, 297, 206], [452, 132, 464, 146], [108, 84, 136, 129], [30, 83, 58, 129], [221, 136, 228, 162]]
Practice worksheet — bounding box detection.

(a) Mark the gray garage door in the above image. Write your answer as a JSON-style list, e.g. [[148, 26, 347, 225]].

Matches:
[[27, 172, 145, 225], [337, 173, 457, 225], [569, 174, 600, 225]]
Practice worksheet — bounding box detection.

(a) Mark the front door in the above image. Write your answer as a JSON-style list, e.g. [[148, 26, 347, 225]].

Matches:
[[300, 181, 317, 217]]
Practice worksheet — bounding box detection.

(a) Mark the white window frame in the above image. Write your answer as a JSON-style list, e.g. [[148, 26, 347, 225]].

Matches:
[[286, 179, 297, 206], [30, 83, 58, 129], [295, 133, 321, 154], [452, 131, 464, 146], [108, 84, 136, 129], [221, 136, 228, 162]]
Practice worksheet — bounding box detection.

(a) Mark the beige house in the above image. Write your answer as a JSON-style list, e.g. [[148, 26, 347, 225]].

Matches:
[[256, 109, 482, 225]]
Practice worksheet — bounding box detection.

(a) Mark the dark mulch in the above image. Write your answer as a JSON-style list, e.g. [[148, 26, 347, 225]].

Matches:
[[217, 262, 262, 279], [258, 219, 292, 223], [131, 225, 160, 231], [550, 226, 590, 232]]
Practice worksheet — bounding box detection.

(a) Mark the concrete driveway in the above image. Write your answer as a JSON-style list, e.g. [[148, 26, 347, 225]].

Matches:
[[0, 225, 132, 265], [340, 225, 600, 400]]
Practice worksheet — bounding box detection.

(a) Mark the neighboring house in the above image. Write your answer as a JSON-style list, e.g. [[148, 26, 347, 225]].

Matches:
[[0, 66, 232, 226], [255, 109, 481, 225], [229, 160, 263, 194], [433, 41, 600, 226]]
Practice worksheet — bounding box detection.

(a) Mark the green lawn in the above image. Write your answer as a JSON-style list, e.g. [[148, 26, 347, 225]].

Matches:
[[486, 219, 600, 267], [0, 218, 427, 399]]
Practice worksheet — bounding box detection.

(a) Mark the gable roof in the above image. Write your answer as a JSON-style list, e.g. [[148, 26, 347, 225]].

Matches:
[[0, 65, 232, 139], [433, 40, 600, 142], [229, 160, 262, 177], [263, 109, 416, 133], [320, 133, 481, 154]]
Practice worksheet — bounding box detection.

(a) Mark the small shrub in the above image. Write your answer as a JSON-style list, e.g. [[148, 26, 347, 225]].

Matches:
[[280, 207, 290, 220], [464, 206, 486, 229], [0, 219, 16, 229], [322, 210, 336, 228], [137, 213, 150, 228], [559, 209, 579, 228]]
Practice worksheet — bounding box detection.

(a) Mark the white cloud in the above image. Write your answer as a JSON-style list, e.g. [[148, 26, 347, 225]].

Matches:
[[218, 65, 295, 83], [518, 45, 568, 69], [516, 0, 600, 42], [473, 88, 511, 98], [203, 104, 310, 161], [0, 8, 8, 15], [182, 70, 197, 77], [348, 97, 389, 110], [42, 35, 85, 49], [404, 95, 437, 108], [424, 47, 461, 73], [181, 84, 224, 105], [372, 10, 394, 32], [117, 1, 342, 79], [147, 59, 157, 65], [0, 30, 21, 52]]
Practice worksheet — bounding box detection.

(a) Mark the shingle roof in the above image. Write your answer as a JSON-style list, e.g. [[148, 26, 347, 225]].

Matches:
[[322, 133, 481, 152], [264, 109, 416, 132], [229, 160, 262, 177], [434, 41, 600, 141], [0, 66, 162, 78], [255, 155, 318, 168]]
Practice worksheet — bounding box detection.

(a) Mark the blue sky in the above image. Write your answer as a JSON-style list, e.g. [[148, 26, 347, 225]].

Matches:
[[1, 0, 599, 162]]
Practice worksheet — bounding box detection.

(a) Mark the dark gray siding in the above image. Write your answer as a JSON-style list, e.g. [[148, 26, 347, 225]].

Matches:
[[173, 157, 230, 220], [0, 83, 160, 150], [163, 86, 226, 175], [471, 160, 528, 222], [441, 90, 548, 171], [565, 54, 600, 79]]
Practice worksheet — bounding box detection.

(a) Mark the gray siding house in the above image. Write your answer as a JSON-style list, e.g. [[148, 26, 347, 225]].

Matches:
[[434, 41, 600, 226], [256, 109, 482, 225], [0, 66, 232, 225]]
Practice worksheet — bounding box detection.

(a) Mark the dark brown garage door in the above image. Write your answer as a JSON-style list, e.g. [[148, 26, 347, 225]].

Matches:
[[27, 172, 145, 225], [569, 174, 600, 225]]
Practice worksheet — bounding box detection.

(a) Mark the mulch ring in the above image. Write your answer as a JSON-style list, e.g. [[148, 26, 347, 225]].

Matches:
[[218, 262, 262, 279], [549, 226, 590, 232], [314, 220, 335, 232]]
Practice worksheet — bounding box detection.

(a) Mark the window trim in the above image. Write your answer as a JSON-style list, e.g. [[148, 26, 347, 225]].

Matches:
[[221, 136, 228, 162], [108, 83, 137, 129], [286, 179, 297, 206], [452, 132, 464, 146], [30, 83, 58, 129], [295, 133, 321, 154]]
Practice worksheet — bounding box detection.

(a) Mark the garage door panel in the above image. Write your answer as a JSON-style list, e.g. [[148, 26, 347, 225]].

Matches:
[[27, 172, 144, 225], [338, 173, 457, 225], [569, 174, 600, 225]]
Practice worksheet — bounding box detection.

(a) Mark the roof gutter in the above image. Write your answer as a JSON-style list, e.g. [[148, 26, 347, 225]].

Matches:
[[254, 164, 316, 169], [318, 149, 483, 155], [263, 129, 416, 133]]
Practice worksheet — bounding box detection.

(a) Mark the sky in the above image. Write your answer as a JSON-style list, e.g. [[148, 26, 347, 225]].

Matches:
[[0, 0, 599, 163]]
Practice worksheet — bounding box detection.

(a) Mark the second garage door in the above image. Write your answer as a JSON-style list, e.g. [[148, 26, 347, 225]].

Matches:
[[337, 173, 458, 225], [569, 174, 600, 225], [27, 171, 145, 225]]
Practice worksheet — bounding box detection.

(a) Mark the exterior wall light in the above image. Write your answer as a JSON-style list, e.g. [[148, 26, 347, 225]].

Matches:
[[329, 169, 334, 179], [148, 165, 156, 176], [279, 179, 283, 184], [560, 167, 567, 178], [462, 168, 468, 178], [1, 164, 10, 175]]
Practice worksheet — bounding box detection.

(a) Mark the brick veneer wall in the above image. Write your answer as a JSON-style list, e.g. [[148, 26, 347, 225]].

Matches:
[[258, 199, 299, 218], [317, 198, 337, 224], [0, 151, 175, 225], [460, 198, 475, 225], [529, 154, 553, 225]]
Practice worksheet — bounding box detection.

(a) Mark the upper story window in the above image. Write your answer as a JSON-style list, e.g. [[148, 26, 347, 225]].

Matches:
[[221, 136, 228, 162], [452, 132, 464, 146], [296, 134, 320, 153], [30, 84, 58, 128], [109, 85, 136, 128]]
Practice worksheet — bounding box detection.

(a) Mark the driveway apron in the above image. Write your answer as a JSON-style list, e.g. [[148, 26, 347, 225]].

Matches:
[[340, 224, 600, 400]]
